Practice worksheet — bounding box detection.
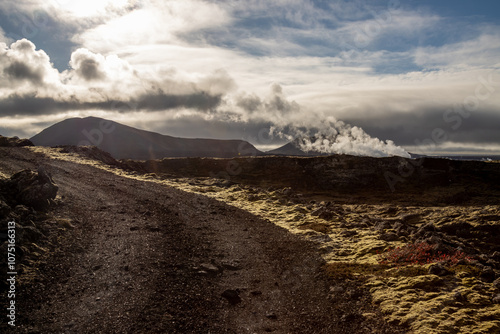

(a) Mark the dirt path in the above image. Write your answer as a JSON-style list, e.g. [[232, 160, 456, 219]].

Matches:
[[1, 148, 400, 333]]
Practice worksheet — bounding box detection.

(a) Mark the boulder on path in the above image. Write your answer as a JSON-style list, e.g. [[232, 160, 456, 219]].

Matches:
[[7, 167, 58, 210]]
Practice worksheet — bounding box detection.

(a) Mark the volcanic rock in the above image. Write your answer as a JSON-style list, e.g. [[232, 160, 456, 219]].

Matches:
[[428, 264, 451, 277], [7, 167, 58, 210], [0, 135, 34, 147], [221, 289, 242, 305]]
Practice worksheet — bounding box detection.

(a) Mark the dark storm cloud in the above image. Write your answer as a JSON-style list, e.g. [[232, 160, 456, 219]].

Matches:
[[0, 91, 223, 116], [136, 92, 222, 111]]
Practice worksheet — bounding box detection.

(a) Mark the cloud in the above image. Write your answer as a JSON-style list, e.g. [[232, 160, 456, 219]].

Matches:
[[0, 39, 60, 89], [73, 0, 231, 53], [69, 48, 107, 81], [0, 39, 227, 116], [197, 69, 237, 96], [342, 107, 500, 147], [415, 31, 500, 69], [0, 27, 11, 43], [0, 92, 223, 116]]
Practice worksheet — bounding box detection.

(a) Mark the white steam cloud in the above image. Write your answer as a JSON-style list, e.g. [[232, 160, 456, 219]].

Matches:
[[234, 84, 410, 158], [271, 118, 410, 158]]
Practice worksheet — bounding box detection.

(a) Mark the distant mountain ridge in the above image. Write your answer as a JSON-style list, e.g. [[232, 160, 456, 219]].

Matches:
[[267, 137, 330, 156], [30, 117, 264, 160]]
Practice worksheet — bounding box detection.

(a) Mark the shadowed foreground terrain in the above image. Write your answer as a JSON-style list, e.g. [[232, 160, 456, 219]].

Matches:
[[0, 145, 403, 333]]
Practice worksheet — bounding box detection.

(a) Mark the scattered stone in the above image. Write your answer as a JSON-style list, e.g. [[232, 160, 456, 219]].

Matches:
[[453, 291, 464, 302], [58, 219, 75, 229], [392, 221, 404, 230], [307, 234, 332, 243], [329, 286, 344, 294], [199, 263, 220, 275], [221, 289, 241, 305], [426, 235, 441, 245], [493, 278, 500, 290], [428, 264, 452, 277], [23, 226, 43, 242], [493, 294, 500, 304], [341, 230, 358, 237], [376, 220, 392, 230], [340, 313, 359, 323], [420, 223, 437, 232], [266, 312, 278, 320], [247, 194, 260, 201], [0, 200, 10, 218], [399, 213, 422, 225], [318, 210, 335, 221], [362, 313, 377, 321], [63, 321, 76, 328], [379, 232, 399, 242], [384, 206, 399, 215], [433, 242, 450, 254], [480, 267, 496, 283], [221, 260, 242, 271], [250, 290, 262, 296], [281, 187, 293, 196], [14, 205, 32, 220]]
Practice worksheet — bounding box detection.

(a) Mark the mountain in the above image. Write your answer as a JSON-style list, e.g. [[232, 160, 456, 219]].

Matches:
[[30, 117, 264, 160], [267, 137, 329, 156]]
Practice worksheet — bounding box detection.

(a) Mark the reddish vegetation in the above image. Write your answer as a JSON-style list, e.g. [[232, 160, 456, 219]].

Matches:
[[378, 242, 474, 266]]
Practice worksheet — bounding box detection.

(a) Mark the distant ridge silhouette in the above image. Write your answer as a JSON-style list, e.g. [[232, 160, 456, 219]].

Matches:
[[267, 137, 330, 156], [30, 117, 264, 160]]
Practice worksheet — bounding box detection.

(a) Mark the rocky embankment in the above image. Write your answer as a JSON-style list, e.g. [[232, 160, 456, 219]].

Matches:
[[122, 154, 500, 205], [0, 165, 66, 289], [0, 135, 33, 148]]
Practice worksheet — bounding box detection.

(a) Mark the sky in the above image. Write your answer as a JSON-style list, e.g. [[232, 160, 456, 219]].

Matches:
[[0, 0, 500, 156]]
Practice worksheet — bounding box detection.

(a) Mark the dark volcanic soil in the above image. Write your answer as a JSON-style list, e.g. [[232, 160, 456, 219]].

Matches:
[[0, 147, 403, 333]]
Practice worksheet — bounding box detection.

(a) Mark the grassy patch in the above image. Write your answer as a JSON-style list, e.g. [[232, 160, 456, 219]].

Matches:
[[324, 262, 389, 280], [324, 262, 430, 281], [297, 222, 331, 234], [448, 264, 481, 277]]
